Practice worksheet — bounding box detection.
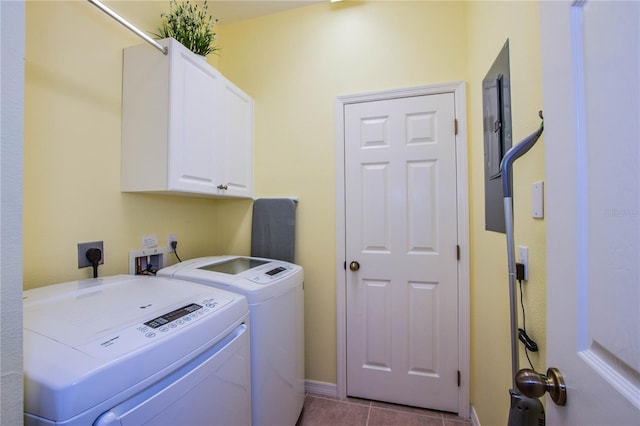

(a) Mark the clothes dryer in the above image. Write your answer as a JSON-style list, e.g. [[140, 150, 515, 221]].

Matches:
[[159, 256, 304, 426]]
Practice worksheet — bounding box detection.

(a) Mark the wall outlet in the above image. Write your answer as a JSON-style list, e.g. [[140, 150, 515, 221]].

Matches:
[[78, 241, 104, 268], [518, 246, 529, 281], [168, 234, 177, 253]]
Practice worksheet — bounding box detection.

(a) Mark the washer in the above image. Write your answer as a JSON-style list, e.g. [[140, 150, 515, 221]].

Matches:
[[158, 256, 304, 426], [23, 275, 251, 426]]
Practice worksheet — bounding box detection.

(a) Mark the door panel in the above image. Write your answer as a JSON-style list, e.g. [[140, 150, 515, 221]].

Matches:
[[363, 279, 392, 371], [542, 1, 640, 423], [408, 161, 437, 252], [345, 93, 458, 412], [408, 281, 437, 374], [362, 163, 390, 251], [221, 81, 253, 197], [170, 50, 222, 192]]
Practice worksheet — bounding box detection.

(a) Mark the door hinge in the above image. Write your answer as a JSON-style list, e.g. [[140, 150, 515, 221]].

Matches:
[[457, 370, 461, 387], [456, 245, 460, 261], [454, 118, 458, 135], [344, 261, 347, 270]]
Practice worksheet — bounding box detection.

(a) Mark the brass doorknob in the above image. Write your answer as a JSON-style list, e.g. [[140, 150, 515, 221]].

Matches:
[[349, 261, 360, 271], [515, 367, 567, 406]]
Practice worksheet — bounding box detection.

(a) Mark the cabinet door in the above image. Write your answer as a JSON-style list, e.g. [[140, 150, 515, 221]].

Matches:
[[220, 80, 253, 198], [168, 47, 223, 195]]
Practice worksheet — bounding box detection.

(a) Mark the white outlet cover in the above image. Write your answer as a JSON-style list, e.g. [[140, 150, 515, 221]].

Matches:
[[518, 246, 529, 281], [167, 234, 177, 253]]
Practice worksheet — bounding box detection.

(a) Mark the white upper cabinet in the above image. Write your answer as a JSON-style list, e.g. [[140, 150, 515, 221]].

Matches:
[[121, 38, 253, 198], [220, 78, 254, 198]]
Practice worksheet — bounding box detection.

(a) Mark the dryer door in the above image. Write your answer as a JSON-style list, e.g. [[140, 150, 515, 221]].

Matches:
[[93, 324, 250, 426]]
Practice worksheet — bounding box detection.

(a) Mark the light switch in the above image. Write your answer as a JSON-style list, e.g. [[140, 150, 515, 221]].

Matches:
[[532, 181, 544, 218]]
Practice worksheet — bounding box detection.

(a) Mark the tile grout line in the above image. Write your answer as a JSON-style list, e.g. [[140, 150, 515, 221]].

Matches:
[[365, 401, 372, 426]]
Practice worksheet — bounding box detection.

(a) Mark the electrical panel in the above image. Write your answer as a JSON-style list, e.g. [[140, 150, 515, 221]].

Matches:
[[482, 40, 512, 233]]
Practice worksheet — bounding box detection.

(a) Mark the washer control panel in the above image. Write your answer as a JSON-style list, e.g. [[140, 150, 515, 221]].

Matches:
[[247, 263, 295, 284], [76, 295, 232, 358]]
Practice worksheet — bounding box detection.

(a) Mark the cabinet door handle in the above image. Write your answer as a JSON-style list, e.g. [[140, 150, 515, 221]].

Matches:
[[217, 184, 228, 190]]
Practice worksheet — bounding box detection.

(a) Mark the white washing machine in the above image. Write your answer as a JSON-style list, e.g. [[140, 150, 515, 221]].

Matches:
[[158, 256, 304, 426], [23, 275, 251, 426]]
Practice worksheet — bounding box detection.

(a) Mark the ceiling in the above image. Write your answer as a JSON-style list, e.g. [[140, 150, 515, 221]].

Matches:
[[209, 1, 324, 24]]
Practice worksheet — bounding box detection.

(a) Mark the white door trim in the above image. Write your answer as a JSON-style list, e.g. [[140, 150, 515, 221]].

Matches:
[[335, 81, 470, 417]]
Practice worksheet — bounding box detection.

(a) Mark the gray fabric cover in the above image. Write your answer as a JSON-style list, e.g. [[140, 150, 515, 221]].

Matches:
[[251, 198, 297, 263]]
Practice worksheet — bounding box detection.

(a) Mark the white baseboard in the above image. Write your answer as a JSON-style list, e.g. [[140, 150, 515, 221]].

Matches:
[[305, 380, 338, 398], [470, 404, 481, 426]]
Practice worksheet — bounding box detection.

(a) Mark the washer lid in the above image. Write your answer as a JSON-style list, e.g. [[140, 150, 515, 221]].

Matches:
[[24, 275, 216, 348], [157, 256, 303, 304], [197, 257, 270, 275]]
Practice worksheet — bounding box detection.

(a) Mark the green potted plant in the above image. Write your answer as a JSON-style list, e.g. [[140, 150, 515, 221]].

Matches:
[[154, 0, 219, 56]]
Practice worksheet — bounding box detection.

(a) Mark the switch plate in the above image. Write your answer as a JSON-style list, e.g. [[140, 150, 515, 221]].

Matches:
[[532, 181, 544, 218], [78, 241, 104, 268], [518, 246, 529, 281]]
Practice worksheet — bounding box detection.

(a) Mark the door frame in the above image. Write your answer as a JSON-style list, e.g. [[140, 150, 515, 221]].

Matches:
[[334, 82, 470, 417]]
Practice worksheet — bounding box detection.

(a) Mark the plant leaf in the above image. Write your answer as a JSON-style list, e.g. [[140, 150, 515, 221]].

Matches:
[[153, 0, 218, 56]]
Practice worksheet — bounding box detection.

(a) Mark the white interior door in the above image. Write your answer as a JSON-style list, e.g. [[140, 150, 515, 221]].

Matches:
[[344, 93, 459, 412], [542, 1, 640, 424]]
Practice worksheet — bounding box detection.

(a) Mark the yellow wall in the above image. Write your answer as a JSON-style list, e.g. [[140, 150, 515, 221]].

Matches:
[[24, 1, 545, 424], [218, 1, 546, 423], [217, 0, 468, 387], [23, 0, 245, 289], [465, 2, 546, 424]]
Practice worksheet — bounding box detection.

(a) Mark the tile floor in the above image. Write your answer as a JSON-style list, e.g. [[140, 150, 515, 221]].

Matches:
[[296, 394, 472, 426]]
